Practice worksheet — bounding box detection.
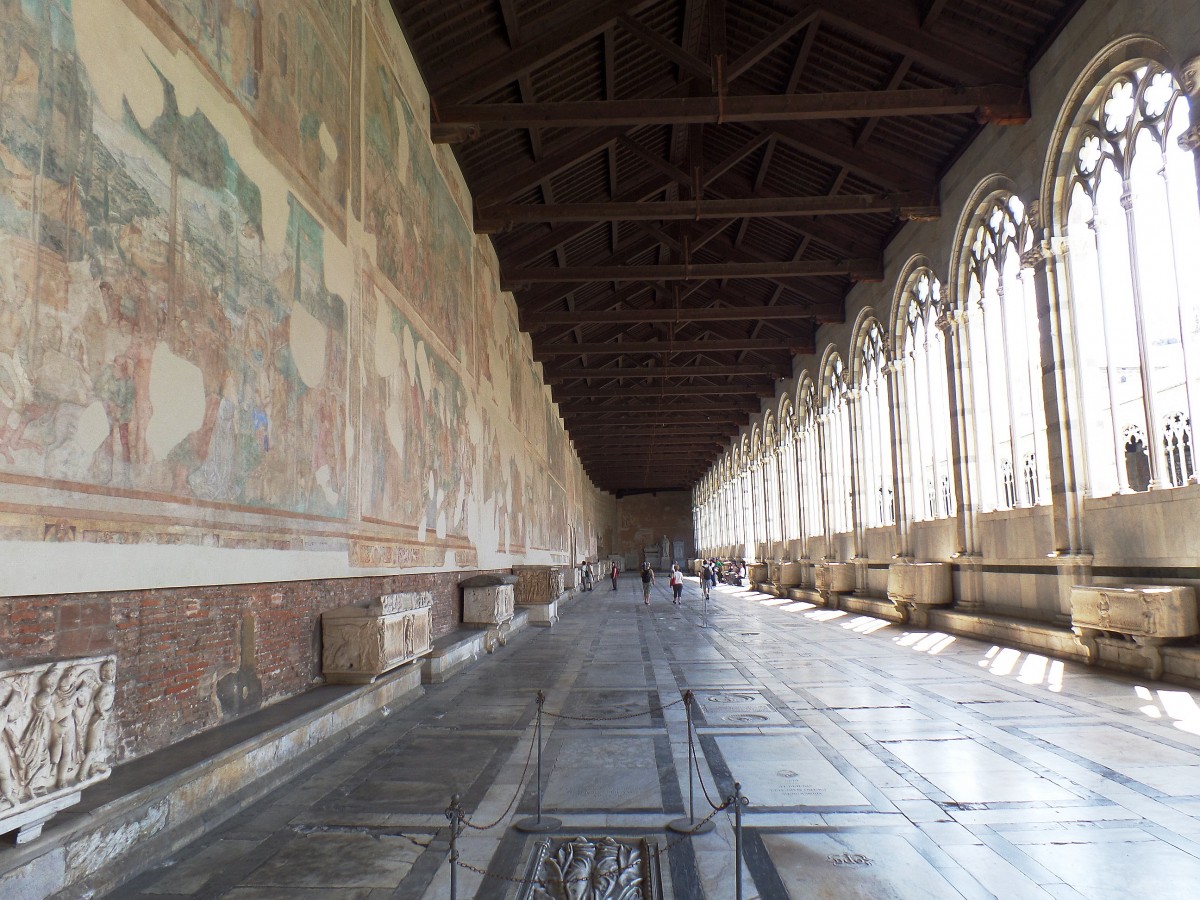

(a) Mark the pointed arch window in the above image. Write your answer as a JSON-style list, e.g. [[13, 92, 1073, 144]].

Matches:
[[899, 271, 955, 520], [964, 194, 1051, 511], [1064, 62, 1200, 495], [857, 321, 895, 527], [797, 379, 824, 540], [822, 356, 854, 534]]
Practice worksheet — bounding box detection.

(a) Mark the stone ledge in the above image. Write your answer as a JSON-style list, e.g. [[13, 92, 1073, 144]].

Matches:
[[0, 666, 425, 900], [838, 593, 904, 622], [422, 609, 530, 684]]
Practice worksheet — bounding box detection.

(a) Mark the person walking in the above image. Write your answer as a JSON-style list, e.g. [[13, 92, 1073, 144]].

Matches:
[[640, 562, 655, 605], [669, 563, 684, 605], [581, 560, 593, 592], [701, 559, 713, 600], [610, 560, 619, 591]]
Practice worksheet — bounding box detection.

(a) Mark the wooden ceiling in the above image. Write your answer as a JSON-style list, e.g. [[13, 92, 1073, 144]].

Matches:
[[389, 0, 1083, 496]]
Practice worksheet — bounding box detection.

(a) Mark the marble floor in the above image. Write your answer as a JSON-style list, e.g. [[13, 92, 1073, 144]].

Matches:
[[115, 577, 1200, 898]]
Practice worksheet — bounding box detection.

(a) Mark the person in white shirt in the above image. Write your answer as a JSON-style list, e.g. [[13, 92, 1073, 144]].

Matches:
[[669, 564, 684, 605]]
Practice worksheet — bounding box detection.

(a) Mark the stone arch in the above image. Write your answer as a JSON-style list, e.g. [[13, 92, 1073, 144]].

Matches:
[[948, 174, 1021, 313], [1042, 35, 1176, 232]]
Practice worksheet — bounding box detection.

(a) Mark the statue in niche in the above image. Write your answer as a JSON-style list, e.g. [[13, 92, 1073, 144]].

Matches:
[[661, 534, 670, 562]]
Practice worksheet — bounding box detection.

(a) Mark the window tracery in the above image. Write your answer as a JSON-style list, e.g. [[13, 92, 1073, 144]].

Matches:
[[1064, 61, 1200, 495]]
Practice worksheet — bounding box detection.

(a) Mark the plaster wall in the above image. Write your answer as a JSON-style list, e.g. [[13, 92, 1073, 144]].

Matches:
[[0, 0, 615, 759]]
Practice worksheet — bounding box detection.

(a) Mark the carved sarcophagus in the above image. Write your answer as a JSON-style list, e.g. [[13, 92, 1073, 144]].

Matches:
[[1071, 584, 1199, 679], [322, 592, 433, 685], [460, 574, 517, 627], [887, 561, 952, 625], [748, 563, 768, 585], [815, 562, 854, 595], [512, 565, 565, 605], [1, 655, 117, 844], [777, 561, 804, 587]]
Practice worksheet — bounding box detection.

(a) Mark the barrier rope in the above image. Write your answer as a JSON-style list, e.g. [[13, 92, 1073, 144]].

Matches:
[[542, 694, 686, 722]]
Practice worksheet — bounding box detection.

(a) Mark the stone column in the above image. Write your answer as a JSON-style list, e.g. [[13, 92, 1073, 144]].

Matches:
[[943, 306, 983, 609], [1022, 202, 1093, 619], [887, 352, 913, 559]]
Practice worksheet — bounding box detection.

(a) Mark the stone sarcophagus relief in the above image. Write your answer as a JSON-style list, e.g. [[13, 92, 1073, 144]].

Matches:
[[887, 561, 953, 625], [322, 592, 433, 685], [1070, 584, 1199, 679], [748, 563, 769, 586], [512, 565, 566, 605], [1, 655, 117, 845], [460, 574, 517, 652]]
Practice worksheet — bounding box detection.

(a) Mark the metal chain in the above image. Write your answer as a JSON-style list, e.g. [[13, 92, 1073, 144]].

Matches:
[[452, 799, 733, 886], [543, 695, 686, 722], [686, 699, 726, 811], [460, 716, 539, 831]]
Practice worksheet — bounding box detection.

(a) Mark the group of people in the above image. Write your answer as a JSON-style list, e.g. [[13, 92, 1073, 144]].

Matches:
[[699, 558, 747, 594], [638, 561, 686, 606], [579, 560, 621, 592]]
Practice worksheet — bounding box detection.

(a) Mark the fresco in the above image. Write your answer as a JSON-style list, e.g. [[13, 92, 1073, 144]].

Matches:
[[0, 1, 347, 519], [361, 275, 475, 544], [144, 0, 351, 235], [0, 0, 606, 588], [362, 19, 471, 367]]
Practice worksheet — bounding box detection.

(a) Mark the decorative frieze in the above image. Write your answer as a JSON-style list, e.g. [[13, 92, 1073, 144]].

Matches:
[[322, 592, 433, 684], [1070, 584, 1198, 679], [511, 565, 566, 605], [1, 655, 117, 844], [887, 561, 953, 625], [517, 835, 663, 900]]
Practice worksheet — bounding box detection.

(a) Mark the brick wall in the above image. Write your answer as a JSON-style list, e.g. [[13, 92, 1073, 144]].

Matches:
[[616, 491, 695, 563], [0, 569, 508, 763]]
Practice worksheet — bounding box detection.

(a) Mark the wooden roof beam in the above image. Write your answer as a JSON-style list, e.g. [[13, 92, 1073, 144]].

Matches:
[[433, 0, 660, 106], [555, 383, 772, 399], [436, 86, 1028, 135], [478, 191, 937, 228], [534, 338, 804, 356], [503, 257, 882, 288], [547, 363, 777, 380], [525, 301, 843, 327]]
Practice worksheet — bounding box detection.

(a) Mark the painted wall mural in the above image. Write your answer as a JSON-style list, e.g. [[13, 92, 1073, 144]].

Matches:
[[0, 0, 612, 592]]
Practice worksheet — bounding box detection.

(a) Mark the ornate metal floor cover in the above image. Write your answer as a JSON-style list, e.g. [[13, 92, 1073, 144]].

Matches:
[[516, 835, 665, 900]]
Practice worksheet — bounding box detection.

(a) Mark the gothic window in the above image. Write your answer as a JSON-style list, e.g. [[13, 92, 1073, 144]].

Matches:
[[1064, 62, 1200, 495], [857, 321, 894, 528], [780, 402, 802, 541], [964, 193, 1051, 511], [797, 379, 825, 539], [899, 270, 955, 521], [822, 355, 854, 535]]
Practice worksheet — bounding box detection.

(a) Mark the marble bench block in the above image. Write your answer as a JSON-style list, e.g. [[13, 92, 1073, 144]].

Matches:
[[1, 655, 117, 845], [777, 561, 804, 588], [887, 561, 953, 626], [1070, 584, 1199, 679], [322, 592, 433, 685], [748, 563, 769, 586]]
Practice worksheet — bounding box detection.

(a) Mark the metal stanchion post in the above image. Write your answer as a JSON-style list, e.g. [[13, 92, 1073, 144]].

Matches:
[[702, 587, 709, 628], [514, 690, 562, 833], [668, 691, 715, 834], [445, 793, 463, 900], [733, 781, 747, 900]]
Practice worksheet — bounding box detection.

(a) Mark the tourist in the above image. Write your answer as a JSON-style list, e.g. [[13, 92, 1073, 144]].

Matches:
[[640, 562, 655, 605], [610, 560, 619, 590], [669, 563, 684, 606], [581, 560, 593, 592]]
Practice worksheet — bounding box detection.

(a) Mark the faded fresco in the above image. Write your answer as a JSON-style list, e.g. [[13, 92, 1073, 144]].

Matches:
[[362, 18, 471, 368], [360, 274, 475, 542], [0, 1, 347, 519], [144, 0, 351, 236], [0, 0, 609, 589]]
